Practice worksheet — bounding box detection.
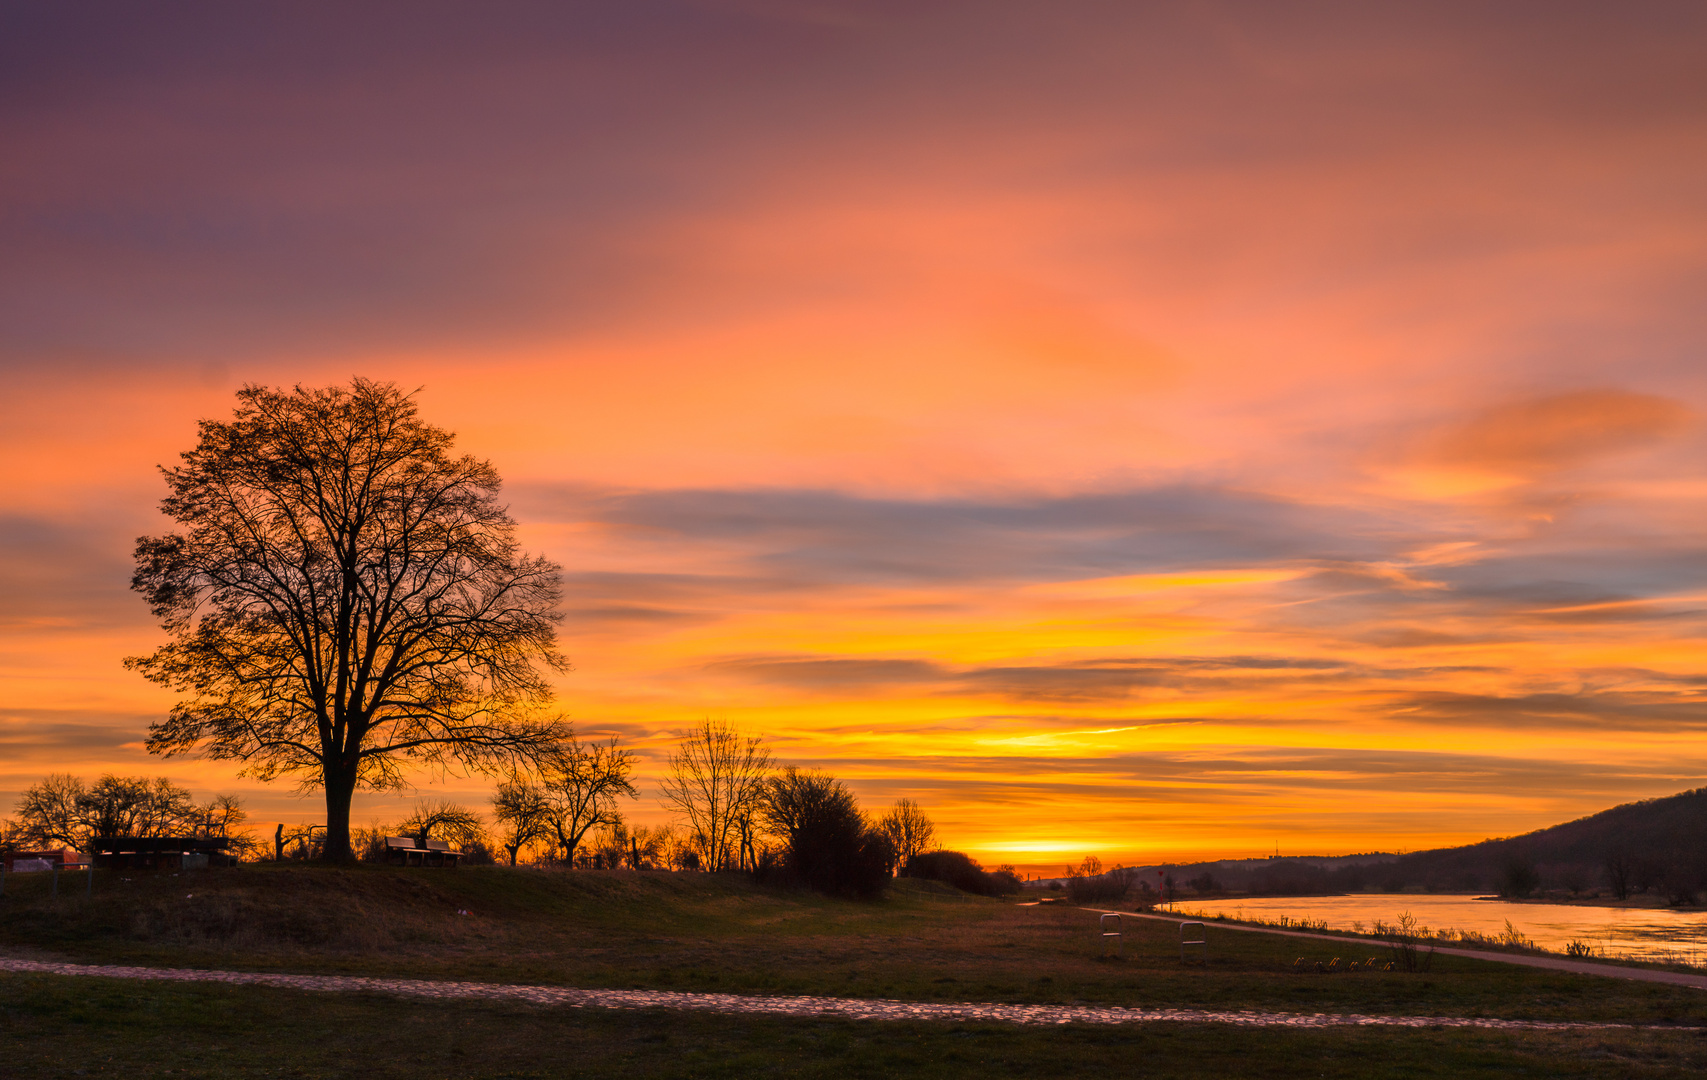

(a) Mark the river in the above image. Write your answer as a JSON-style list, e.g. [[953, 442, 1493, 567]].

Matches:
[[1169, 893, 1707, 966]]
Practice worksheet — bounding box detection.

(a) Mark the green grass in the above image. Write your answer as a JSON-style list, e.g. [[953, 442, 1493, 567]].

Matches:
[[5, 972, 1707, 1079], [4, 865, 1707, 1077], [2, 864, 1703, 1023]]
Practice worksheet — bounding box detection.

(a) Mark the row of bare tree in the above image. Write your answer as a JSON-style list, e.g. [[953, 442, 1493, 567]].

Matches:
[[3, 724, 938, 896], [1, 773, 254, 854], [485, 720, 938, 895]]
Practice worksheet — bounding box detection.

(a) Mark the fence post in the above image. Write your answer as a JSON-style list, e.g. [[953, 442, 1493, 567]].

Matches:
[[51, 863, 59, 898], [86, 863, 93, 898]]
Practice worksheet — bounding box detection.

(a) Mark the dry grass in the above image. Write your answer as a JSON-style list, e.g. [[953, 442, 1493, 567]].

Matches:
[[3, 863, 1706, 1026]]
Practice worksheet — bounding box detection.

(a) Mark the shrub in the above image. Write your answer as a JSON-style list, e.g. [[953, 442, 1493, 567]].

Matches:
[[1379, 912, 1435, 973], [760, 768, 896, 899], [903, 850, 1020, 896]]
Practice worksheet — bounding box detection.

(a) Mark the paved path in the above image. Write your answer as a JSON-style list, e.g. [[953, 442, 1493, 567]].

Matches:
[[0, 958, 1697, 1031], [1092, 907, 1707, 990]]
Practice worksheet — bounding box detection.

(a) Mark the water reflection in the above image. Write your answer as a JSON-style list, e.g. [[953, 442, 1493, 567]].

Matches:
[[1172, 893, 1707, 966]]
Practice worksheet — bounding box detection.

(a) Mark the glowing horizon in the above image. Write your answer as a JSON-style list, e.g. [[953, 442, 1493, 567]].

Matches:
[[4, 3, 1707, 872]]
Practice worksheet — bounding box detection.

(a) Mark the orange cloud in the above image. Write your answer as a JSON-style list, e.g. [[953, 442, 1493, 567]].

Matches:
[[1427, 390, 1692, 476]]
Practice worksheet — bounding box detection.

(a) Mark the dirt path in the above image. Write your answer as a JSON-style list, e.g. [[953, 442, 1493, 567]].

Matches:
[[1, 957, 1698, 1031], [1090, 907, 1707, 990]]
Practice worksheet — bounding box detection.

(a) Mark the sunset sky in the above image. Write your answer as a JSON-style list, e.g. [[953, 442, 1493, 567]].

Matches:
[[4, 2, 1707, 870]]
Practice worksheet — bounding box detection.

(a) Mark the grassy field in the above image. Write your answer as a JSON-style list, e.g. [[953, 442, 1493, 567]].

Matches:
[[7, 972, 1707, 1080], [3, 864, 1707, 1077]]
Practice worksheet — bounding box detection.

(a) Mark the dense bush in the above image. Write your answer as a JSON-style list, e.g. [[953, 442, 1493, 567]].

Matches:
[[903, 850, 1021, 896], [761, 768, 897, 898]]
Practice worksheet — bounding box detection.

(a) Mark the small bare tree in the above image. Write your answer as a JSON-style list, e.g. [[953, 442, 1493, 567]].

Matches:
[[14, 774, 84, 848], [877, 798, 936, 869], [541, 735, 637, 865], [590, 815, 631, 869], [492, 777, 554, 865], [659, 720, 771, 871], [625, 823, 670, 869], [398, 799, 487, 849], [656, 825, 696, 871], [191, 793, 263, 857], [0, 816, 21, 855]]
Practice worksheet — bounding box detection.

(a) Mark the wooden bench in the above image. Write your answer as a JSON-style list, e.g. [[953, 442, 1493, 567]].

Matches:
[[422, 839, 463, 867], [384, 836, 426, 866], [383, 836, 463, 867]]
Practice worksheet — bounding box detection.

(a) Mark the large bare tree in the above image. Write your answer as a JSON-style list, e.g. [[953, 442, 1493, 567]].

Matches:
[[128, 380, 570, 861], [660, 720, 771, 871]]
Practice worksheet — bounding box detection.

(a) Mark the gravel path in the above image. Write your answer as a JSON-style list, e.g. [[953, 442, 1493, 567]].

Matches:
[[1094, 908, 1707, 990], [1, 958, 1694, 1031]]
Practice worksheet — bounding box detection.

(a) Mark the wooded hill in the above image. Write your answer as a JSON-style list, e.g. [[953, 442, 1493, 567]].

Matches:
[[1130, 787, 1707, 902]]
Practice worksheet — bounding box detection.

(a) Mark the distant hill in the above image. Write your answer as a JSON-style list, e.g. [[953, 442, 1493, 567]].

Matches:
[[1116, 787, 1707, 902], [1385, 786, 1707, 901]]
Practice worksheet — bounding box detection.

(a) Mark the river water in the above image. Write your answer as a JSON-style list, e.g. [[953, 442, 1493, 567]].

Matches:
[[1169, 893, 1707, 966]]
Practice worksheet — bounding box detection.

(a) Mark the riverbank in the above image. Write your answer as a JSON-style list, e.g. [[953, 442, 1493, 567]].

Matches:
[[1148, 890, 1701, 913], [1169, 892, 1707, 969], [1100, 907, 1707, 989], [1471, 894, 1707, 913]]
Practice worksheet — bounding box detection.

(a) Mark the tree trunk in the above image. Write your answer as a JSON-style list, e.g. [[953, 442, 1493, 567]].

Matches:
[[321, 767, 358, 863]]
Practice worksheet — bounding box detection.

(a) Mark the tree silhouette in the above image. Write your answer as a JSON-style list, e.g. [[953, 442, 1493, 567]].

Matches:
[[492, 777, 554, 866], [877, 798, 936, 868], [398, 799, 488, 849], [660, 720, 770, 871], [128, 380, 570, 861], [761, 766, 896, 897], [13, 773, 244, 851], [541, 735, 637, 865]]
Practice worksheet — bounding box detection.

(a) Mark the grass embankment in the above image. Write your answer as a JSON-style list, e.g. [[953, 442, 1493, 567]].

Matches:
[[3, 865, 1707, 1078]]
